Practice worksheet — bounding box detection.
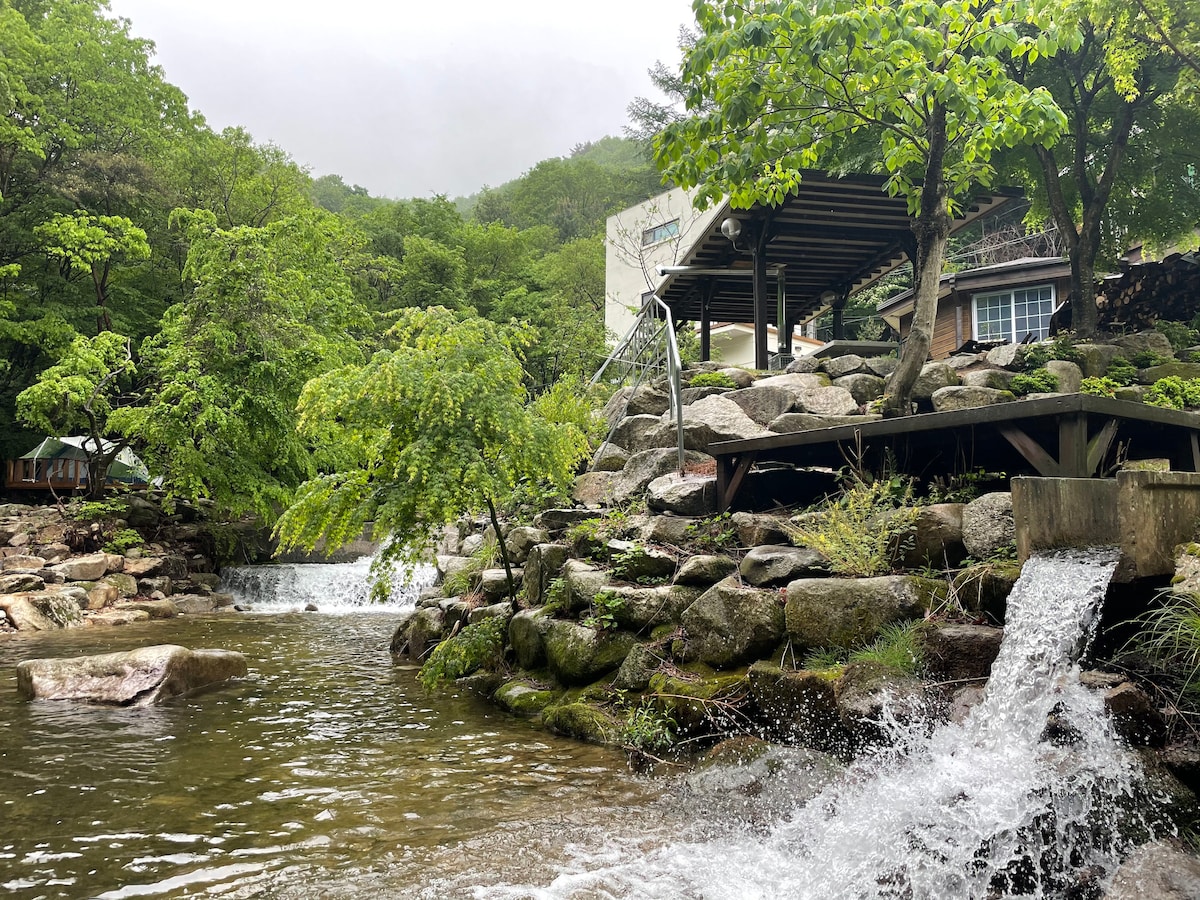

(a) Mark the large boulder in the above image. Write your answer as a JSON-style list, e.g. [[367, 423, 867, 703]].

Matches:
[[589, 443, 629, 473], [609, 414, 665, 450], [543, 619, 637, 685], [609, 584, 702, 631], [647, 474, 717, 516], [522, 543, 570, 607], [672, 394, 772, 447], [49, 552, 113, 582], [912, 362, 960, 401], [508, 608, 553, 669], [0, 572, 45, 593], [607, 540, 677, 583], [731, 512, 791, 547], [930, 385, 1016, 411], [832, 373, 887, 405], [919, 624, 1003, 681], [2, 554, 46, 572], [16, 644, 248, 706], [724, 385, 797, 426], [680, 576, 785, 669], [562, 559, 609, 614], [739, 544, 828, 587], [961, 368, 1016, 390], [611, 449, 714, 503], [821, 354, 867, 378], [748, 661, 847, 753], [962, 492, 1015, 558], [950, 561, 1021, 623], [1044, 359, 1083, 394], [572, 472, 616, 507], [1110, 329, 1175, 361], [794, 386, 860, 417], [1106, 840, 1200, 900], [755, 372, 830, 393], [504, 526, 550, 565], [675, 554, 738, 586], [834, 660, 928, 746], [785, 356, 821, 374], [0, 594, 57, 631], [893, 503, 967, 569], [769, 412, 881, 433], [785, 576, 940, 649]]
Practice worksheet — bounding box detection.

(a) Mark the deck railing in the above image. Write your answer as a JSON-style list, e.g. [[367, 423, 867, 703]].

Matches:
[[590, 294, 686, 475]]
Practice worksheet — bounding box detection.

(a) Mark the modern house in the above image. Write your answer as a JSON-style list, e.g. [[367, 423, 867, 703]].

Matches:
[[876, 257, 1073, 359], [605, 173, 1022, 370]]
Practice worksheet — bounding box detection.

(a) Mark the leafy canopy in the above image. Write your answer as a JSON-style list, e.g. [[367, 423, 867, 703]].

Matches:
[[275, 306, 591, 564]]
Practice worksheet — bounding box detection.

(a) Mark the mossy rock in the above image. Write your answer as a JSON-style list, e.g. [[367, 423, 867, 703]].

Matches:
[[494, 680, 557, 717], [951, 561, 1021, 624], [785, 575, 943, 650], [543, 619, 638, 686], [647, 664, 749, 735], [542, 701, 621, 745], [747, 660, 848, 754]]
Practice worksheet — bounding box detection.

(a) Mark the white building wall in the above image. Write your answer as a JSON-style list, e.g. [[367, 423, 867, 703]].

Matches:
[[604, 186, 725, 346]]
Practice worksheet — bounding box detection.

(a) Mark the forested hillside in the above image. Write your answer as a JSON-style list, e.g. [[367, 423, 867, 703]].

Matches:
[[0, 0, 667, 512]]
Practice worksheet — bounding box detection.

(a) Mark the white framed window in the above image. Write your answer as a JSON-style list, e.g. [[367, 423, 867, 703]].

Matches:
[[641, 219, 680, 246], [972, 284, 1055, 342]]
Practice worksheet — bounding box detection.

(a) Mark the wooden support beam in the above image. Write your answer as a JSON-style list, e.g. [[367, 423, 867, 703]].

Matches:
[[1059, 412, 1089, 476], [1087, 418, 1120, 475], [998, 425, 1061, 476], [717, 452, 757, 512], [1192, 432, 1200, 472]]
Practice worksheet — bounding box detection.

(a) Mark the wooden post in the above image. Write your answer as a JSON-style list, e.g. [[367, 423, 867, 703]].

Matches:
[[752, 234, 768, 370], [700, 280, 713, 362], [1059, 412, 1089, 476]]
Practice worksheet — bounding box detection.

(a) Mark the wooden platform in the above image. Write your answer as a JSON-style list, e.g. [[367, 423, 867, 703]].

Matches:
[[710, 394, 1200, 511]]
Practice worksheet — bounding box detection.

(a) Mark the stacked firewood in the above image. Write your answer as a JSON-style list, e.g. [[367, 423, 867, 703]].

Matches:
[[1098, 250, 1200, 330]]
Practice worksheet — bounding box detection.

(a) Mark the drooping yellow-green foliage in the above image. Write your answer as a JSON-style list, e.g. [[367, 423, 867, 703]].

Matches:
[[274, 306, 591, 564]]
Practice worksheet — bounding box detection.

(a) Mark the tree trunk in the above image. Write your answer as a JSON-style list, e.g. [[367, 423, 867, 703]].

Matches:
[[485, 495, 517, 605], [882, 103, 952, 417]]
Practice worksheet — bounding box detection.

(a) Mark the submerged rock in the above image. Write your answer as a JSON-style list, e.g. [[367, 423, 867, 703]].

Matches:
[[1107, 840, 1200, 900], [16, 644, 247, 706]]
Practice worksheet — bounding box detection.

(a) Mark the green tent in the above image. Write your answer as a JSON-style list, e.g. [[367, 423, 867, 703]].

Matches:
[[19, 436, 150, 485]]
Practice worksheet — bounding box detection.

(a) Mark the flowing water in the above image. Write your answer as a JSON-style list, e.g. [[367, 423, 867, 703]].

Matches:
[[0, 550, 1166, 898]]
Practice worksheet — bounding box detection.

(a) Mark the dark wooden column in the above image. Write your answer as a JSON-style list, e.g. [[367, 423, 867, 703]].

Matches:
[[700, 279, 714, 362], [753, 230, 769, 370]]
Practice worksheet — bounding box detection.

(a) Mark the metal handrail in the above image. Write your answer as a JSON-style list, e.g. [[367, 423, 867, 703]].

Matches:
[[591, 294, 686, 475]]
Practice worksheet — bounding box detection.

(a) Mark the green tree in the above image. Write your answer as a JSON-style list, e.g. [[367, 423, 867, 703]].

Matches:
[[16, 330, 134, 497], [34, 211, 151, 332], [275, 307, 591, 597], [656, 0, 1074, 414], [111, 208, 370, 517], [1006, 0, 1200, 336]]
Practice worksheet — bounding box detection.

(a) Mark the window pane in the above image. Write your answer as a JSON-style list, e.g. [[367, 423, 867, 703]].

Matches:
[[974, 293, 1012, 341], [1012, 286, 1054, 341]]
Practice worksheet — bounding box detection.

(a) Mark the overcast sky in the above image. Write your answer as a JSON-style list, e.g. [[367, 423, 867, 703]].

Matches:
[[107, 1, 695, 200]]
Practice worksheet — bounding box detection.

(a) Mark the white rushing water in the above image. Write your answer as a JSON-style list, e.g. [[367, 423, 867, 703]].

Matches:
[[481, 548, 1165, 900], [221, 556, 436, 613]]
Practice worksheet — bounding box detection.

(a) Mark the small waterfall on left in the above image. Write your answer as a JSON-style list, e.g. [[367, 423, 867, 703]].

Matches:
[[221, 556, 436, 612]]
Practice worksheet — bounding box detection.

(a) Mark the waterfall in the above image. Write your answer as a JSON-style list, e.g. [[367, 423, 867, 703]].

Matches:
[[485, 548, 1166, 899], [221, 556, 436, 613]]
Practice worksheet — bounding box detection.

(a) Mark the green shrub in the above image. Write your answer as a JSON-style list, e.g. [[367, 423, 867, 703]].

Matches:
[[848, 622, 925, 675], [1080, 376, 1120, 398], [1155, 320, 1199, 352], [1126, 591, 1200, 705], [1131, 349, 1172, 369], [1009, 367, 1058, 396], [688, 371, 738, 389], [103, 528, 143, 554], [72, 498, 129, 522], [582, 589, 624, 631], [1023, 337, 1083, 371], [418, 617, 506, 690], [1146, 376, 1200, 410], [684, 512, 738, 552], [621, 701, 677, 756], [1105, 357, 1137, 386], [787, 477, 919, 577]]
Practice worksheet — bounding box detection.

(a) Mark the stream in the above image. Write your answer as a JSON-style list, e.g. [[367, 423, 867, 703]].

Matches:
[[0, 551, 1167, 898]]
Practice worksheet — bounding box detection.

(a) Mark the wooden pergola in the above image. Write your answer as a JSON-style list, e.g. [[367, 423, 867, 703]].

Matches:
[[654, 172, 1021, 369]]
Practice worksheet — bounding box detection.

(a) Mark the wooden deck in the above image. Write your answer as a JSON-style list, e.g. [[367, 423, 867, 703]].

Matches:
[[709, 394, 1200, 511]]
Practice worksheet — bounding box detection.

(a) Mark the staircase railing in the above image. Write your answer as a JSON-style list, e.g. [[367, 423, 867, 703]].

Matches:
[[590, 294, 686, 476]]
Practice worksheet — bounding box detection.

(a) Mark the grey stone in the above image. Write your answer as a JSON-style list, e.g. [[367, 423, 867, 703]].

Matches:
[[835, 661, 928, 746], [562, 559, 609, 614], [607, 541, 677, 583], [865, 356, 899, 377], [962, 492, 1015, 558], [785, 356, 821, 374], [961, 368, 1015, 390], [468, 601, 513, 625], [49, 553, 112, 582], [2, 554, 46, 572], [912, 363, 960, 400], [122, 556, 164, 578], [647, 474, 717, 516], [0, 594, 57, 630], [614, 642, 663, 691], [543, 619, 638, 685], [0, 573, 45, 593], [944, 353, 985, 370], [748, 661, 847, 752], [138, 576, 172, 597], [572, 472, 617, 507], [672, 394, 772, 444], [102, 573, 139, 598], [1110, 330, 1175, 360], [86, 609, 152, 627], [479, 567, 522, 600], [609, 414, 663, 450], [508, 608, 554, 669], [985, 343, 1027, 369], [504, 526, 549, 565], [794, 386, 860, 416], [1106, 841, 1200, 900], [1139, 361, 1200, 384], [639, 515, 695, 545], [625, 383, 672, 417], [732, 512, 790, 547], [681, 576, 785, 669], [755, 372, 831, 393], [523, 547, 568, 609], [533, 508, 601, 534], [832, 373, 887, 405], [113, 599, 180, 619], [589, 443, 629, 473], [1044, 359, 1083, 393], [1073, 343, 1123, 377], [680, 386, 732, 406], [675, 554, 738, 586], [438, 598, 472, 630], [930, 385, 1016, 411], [29, 591, 84, 627], [725, 385, 797, 426], [172, 594, 225, 615], [920, 624, 1003, 681], [785, 576, 940, 649], [821, 354, 867, 378], [611, 449, 713, 503], [768, 412, 882, 433], [716, 367, 755, 388], [740, 544, 828, 587], [17, 644, 247, 706], [609, 584, 701, 630], [437, 555, 478, 594], [894, 503, 967, 569], [404, 607, 446, 660]]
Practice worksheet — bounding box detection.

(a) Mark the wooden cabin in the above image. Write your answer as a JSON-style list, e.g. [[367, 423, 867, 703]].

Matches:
[[4, 436, 149, 492], [877, 257, 1073, 359]]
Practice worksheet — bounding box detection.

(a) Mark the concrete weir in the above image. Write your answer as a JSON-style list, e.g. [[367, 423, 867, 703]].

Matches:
[[1013, 470, 1200, 581]]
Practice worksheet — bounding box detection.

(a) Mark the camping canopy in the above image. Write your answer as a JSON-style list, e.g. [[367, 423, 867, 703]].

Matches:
[[19, 436, 150, 485]]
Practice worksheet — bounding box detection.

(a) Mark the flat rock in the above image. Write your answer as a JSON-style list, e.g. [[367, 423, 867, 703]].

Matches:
[[86, 609, 152, 627], [785, 356, 821, 374], [786, 576, 940, 649], [961, 368, 1015, 390], [832, 373, 886, 405], [673, 395, 772, 445], [794, 386, 859, 417], [681, 575, 784, 669], [16, 644, 248, 705], [647, 473, 717, 516], [49, 553, 116, 582], [821, 354, 867, 378], [724, 385, 797, 426], [930, 385, 1016, 411], [0, 573, 46, 593], [675, 554, 738, 586], [611, 449, 713, 503], [2, 554, 46, 572], [114, 599, 180, 619], [739, 544, 828, 587]]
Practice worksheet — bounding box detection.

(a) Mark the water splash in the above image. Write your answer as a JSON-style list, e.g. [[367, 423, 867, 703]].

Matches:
[[482, 549, 1166, 899], [221, 556, 435, 613]]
